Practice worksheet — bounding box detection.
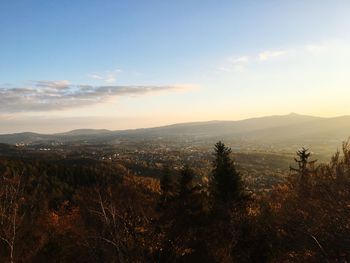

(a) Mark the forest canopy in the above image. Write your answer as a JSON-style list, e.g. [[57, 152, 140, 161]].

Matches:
[[0, 141, 349, 262]]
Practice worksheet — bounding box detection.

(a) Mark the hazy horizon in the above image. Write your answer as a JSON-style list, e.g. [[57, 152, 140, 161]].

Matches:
[[1, 3, 350, 261], [0, 112, 348, 135], [1, 1, 350, 133]]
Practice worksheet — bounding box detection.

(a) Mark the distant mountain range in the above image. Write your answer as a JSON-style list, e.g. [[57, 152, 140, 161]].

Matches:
[[1, 113, 350, 147]]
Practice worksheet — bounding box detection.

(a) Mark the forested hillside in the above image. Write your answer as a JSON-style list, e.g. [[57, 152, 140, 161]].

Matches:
[[0, 140, 349, 262], [2, 114, 350, 156]]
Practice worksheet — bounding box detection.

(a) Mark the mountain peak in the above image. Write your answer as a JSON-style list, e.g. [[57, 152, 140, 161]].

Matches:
[[288, 112, 300, 116]]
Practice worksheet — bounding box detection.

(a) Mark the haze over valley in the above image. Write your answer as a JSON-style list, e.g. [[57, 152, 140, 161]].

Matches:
[[1, 1, 350, 262], [1, 113, 349, 157]]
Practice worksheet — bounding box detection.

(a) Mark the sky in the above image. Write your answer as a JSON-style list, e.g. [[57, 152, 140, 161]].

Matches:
[[1, 0, 350, 133]]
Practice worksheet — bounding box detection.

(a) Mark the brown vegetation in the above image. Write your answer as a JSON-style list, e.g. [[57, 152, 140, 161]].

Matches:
[[0, 141, 349, 262]]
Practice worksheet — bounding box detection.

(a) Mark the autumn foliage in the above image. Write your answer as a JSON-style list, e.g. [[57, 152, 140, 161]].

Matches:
[[0, 141, 349, 262]]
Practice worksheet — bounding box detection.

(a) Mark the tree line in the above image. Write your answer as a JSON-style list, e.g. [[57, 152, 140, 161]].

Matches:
[[0, 141, 349, 262]]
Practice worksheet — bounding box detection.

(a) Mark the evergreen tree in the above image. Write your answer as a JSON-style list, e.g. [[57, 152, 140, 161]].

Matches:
[[208, 142, 248, 261], [165, 165, 211, 262], [290, 147, 317, 196], [159, 164, 175, 208], [211, 141, 244, 207], [177, 165, 201, 219]]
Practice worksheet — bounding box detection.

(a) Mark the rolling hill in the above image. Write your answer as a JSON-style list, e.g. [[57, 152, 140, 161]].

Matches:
[[0, 113, 349, 148]]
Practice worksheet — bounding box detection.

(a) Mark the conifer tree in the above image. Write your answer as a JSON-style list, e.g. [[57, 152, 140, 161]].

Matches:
[[290, 147, 317, 196], [166, 165, 211, 262], [211, 141, 244, 207], [209, 142, 247, 261], [177, 165, 200, 219], [159, 164, 174, 208]]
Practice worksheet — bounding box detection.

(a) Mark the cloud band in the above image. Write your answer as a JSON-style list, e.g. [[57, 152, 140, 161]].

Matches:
[[0, 81, 195, 112]]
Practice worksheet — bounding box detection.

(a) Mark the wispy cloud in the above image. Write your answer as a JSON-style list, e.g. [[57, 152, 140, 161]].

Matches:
[[34, 80, 71, 89], [258, 50, 287, 61], [229, 56, 249, 64], [219, 41, 349, 73], [88, 69, 122, 84], [220, 40, 350, 74], [219, 56, 250, 73], [0, 81, 196, 113], [219, 50, 289, 73], [88, 74, 104, 80]]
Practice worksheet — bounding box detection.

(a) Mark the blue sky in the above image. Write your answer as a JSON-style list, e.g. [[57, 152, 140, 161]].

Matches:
[[1, 1, 350, 133]]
